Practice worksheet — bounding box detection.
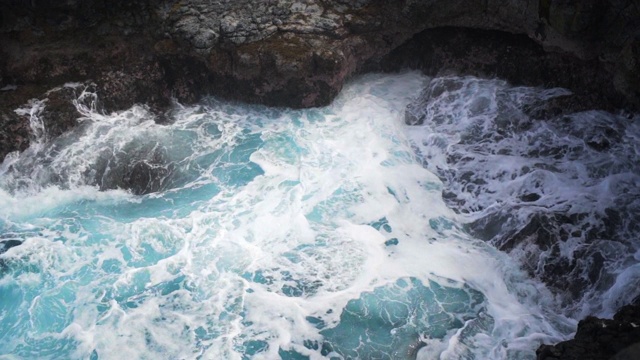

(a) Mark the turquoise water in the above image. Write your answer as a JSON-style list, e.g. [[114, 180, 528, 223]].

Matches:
[[0, 73, 573, 359]]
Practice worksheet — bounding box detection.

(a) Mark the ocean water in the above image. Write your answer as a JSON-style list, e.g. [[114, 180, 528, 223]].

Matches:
[[0, 72, 637, 359]]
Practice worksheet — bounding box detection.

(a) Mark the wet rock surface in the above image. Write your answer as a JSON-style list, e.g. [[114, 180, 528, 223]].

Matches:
[[381, 27, 622, 112], [537, 303, 640, 360], [1, 0, 639, 163], [88, 141, 177, 195], [404, 76, 640, 315], [404, 75, 640, 358]]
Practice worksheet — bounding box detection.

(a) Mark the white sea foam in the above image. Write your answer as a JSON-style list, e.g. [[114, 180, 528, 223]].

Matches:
[[14, 98, 47, 145], [405, 76, 640, 318], [2, 72, 623, 359]]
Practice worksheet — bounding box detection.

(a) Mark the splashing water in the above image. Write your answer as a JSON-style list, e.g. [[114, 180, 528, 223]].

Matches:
[[405, 76, 640, 319], [2, 72, 635, 359]]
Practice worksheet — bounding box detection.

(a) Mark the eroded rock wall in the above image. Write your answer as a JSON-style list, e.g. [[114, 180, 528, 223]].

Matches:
[[1, 0, 639, 159]]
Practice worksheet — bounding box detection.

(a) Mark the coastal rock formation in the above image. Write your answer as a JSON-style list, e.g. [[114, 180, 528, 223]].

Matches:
[[537, 303, 640, 360], [403, 74, 640, 314], [1, 0, 639, 161]]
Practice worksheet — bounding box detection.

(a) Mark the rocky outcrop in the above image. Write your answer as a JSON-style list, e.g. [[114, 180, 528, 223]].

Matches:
[[1, 0, 639, 158], [403, 74, 640, 312], [381, 27, 621, 112], [537, 303, 640, 360]]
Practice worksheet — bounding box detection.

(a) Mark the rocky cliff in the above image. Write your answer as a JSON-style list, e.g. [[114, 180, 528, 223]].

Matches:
[[1, 0, 639, 161]]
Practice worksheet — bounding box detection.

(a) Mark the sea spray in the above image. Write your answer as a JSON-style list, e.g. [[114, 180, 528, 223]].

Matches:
[[405, 76, 640, 319], [2, 72, 632, 359]]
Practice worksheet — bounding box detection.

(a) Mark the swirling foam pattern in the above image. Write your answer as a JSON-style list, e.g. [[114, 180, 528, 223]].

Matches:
[[0, 73, 590, 359]]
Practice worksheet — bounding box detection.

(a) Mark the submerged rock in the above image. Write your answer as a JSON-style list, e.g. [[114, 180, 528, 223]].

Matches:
[[404, 76, 640, 314], [0, 109, 31, 159], [88, 142, 176, 195], [0, 239, 21, 255]]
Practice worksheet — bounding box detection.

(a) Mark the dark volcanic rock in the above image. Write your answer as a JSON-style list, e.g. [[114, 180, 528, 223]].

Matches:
[[404, 76, 640, 314], [1, 83, 95, 151], [0, 108, 31, 160], [38, 85, 88, 141], [537, 303, 640, 360], [468, 209, 628, 303], [88, 142, 177, 195], [1, 1, 638, 107], [382, 27, 623, 111], [1, 0, 639, 171]]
